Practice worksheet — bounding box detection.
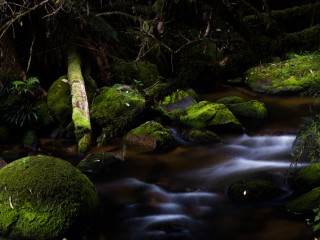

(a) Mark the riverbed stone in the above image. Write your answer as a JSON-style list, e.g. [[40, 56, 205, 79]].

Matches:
[[245, 52, 320, 94], [180, 101, 242, 131], [90, 84, 145, 144], [126, 121, 174, 150], [0, 155, 99, 239], [228, 179, 281, 202]]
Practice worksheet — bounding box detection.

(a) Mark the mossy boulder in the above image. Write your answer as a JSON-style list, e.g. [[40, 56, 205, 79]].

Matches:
[[180, 101, 242, 131], [47, 76, 72, 126], [293, 163, 320, 193], [287, 187, 320, 214], [0, 155, 99, 240], [245, 52, 320, 94], [228, 179, 281, 202], [22, 130, 38, 151], [126, 121, 175, 150], [181, 129, 221, 144], [90, 85, 145, 143], [217, 97, 267, 119]]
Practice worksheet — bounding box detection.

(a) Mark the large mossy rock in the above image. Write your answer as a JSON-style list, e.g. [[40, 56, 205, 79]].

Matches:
[[126, 121, 174, 150], [217, 96, 267, 119], [245, 52, 320, 94], [180, 101, 242, 131], [0, 155, 99, 240], [111, 60, 160, 87], [47, 76, 72, 126], [228, 179, 281, 202], [287, 187, 320, 214], [293, 163, 320, 193], [90, 85, 145, 143]]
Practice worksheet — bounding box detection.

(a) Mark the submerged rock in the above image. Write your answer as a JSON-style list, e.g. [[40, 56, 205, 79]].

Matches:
[[228, 179, 281, 202], [126, 121, 174, 150], [180, 101, 242, 132], [0, 155, 99, 239]]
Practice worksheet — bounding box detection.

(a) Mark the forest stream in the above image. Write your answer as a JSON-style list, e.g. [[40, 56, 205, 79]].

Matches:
[[86, 86, 318, 240]]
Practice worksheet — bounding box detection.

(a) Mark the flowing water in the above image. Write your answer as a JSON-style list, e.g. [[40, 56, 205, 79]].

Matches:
[[89, 86, 318, 240]]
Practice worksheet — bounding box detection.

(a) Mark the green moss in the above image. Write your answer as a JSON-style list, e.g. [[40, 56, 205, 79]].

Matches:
[[47, 76, 72, 125], [160, 90, 190, 105], [135, 61, 160, 86], [0, 155, 99, 239], [73, 108, 91, 137], [245, 52, 320, 93], [287, 187, 320, 214], [216, 96, 245, 105], [77, 133, 91, 153], [180, 101, 241, 130], [36, 101, 54, 129]]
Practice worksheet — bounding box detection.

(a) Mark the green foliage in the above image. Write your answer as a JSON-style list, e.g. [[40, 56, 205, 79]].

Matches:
[[2, 77, 40, 127], [307, 206, 320, 233], [292, 115, 320, 165]]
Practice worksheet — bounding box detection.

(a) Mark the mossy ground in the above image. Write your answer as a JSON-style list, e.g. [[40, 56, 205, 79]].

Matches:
[[0, 155, 99, 240], [245, 52, 320, 93]]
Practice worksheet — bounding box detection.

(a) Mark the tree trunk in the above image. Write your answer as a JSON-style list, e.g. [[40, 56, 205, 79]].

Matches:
[[67, 46, 91, 152]]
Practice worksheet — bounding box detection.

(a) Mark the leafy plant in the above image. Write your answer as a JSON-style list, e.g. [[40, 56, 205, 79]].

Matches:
[[307, 206, 320, 234], [2, 77, 40, 127]]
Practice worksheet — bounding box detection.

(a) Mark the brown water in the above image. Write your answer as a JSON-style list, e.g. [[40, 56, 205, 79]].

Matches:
[[85, 87, 317, 240]]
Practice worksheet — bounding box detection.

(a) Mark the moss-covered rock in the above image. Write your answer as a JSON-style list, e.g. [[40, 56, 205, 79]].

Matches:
[[181, 129, 221, 144], [0, 155, 99, 239], [35, 101, 54, 130], [217, 97, 267, 119], [47, 76, 72, 126], [228, 179, 281, 202], [287, 187, 320, 214], [293, 163, 320, 193], [126, 121, 174, 150], [245, 52, 320, 94], [90, 85, 145, 144], [180, 101, 242, 131]]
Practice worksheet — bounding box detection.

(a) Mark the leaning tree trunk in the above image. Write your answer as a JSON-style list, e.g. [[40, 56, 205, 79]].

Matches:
[[67, 46, 91, 152]]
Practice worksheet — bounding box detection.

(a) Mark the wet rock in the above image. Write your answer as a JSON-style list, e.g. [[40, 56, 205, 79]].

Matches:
[[287, 187, 320, 214], [126, 121, 175, 151], [77, 152, 121, 179], [228, 179, 281, 202], [181, 128, 221, 144], [0, 150, 22, 162], [217, 96, 267, 119], [0, 155, 100, 239], [293, 162, 320, 193]]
